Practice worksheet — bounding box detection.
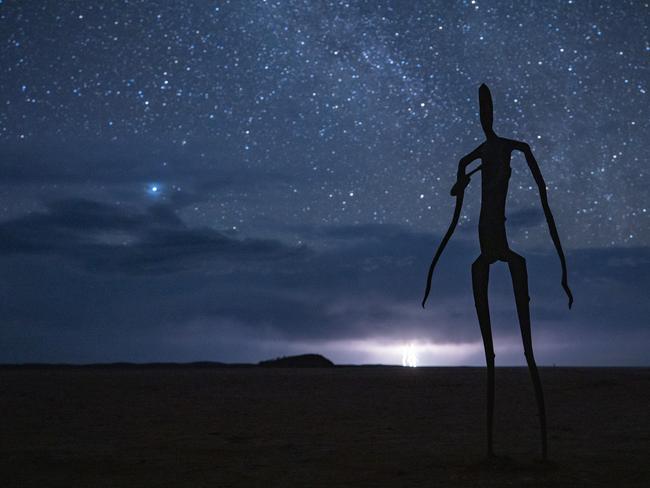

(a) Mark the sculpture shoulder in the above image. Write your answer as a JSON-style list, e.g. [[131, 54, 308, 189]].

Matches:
[[501, 137, 530, 154]]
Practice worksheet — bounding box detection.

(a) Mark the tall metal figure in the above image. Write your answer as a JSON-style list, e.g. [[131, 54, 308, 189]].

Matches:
[[422, 84, 573, 460]]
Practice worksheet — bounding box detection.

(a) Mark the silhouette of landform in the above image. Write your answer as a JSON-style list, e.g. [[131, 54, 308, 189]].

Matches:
[[258, 354, 334, 367]]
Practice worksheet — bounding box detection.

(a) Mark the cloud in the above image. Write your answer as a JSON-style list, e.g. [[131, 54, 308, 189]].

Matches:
[[506, 206, 545, 228], [0, 198, 308, 274], [0, 201, 647, 365]]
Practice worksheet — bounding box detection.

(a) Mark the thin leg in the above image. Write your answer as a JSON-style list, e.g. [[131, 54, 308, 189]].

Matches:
[[507, 251, 547, 460], [472, 255, 495, 457]]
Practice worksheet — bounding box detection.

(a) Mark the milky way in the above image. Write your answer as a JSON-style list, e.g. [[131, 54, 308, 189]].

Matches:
[[2, 0, 647, 248]]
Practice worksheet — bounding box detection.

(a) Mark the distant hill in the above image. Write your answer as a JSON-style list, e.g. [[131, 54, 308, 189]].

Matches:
[[258, 354, 334, 368]]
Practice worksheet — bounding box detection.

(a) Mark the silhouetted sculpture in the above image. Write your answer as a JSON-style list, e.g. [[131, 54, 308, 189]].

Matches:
[[422, 84, 573, 461]]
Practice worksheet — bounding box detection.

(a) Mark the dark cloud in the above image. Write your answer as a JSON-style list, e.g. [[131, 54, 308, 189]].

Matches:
[[0, 199, 308, 274], [0, 201, 647, 365], [506, 206, 545, 229]]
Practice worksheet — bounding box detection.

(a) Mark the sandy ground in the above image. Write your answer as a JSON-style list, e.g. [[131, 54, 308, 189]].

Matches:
[[1, 366, 649, 487]]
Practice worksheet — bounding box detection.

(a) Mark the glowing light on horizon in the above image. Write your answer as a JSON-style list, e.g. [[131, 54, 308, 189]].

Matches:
[[402, 343, 417, 367], [255, 337, 484, 366]]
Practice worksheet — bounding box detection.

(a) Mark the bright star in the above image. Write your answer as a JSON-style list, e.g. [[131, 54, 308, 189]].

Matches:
[[147, 183, 162, 196]]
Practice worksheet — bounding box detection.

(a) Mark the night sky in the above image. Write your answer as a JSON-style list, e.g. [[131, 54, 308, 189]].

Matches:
[[1, 1, 648, 365]]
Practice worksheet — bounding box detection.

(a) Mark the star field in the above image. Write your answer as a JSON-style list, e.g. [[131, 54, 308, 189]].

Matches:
[[1, 0, 648, 249]]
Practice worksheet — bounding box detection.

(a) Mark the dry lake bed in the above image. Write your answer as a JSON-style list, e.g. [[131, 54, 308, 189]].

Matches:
[[2, 366, 649, 487]]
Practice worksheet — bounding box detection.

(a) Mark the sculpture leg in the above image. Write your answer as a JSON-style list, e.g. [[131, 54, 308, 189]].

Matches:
[[472, 255, 495, 457], [507, 251, 547, 460]]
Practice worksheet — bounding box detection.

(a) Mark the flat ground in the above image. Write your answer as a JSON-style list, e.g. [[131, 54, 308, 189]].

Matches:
[[1, 367, 648, 487]]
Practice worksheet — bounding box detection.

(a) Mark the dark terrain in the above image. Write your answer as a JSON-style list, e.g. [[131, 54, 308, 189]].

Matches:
[[2, 366, 648, 487]]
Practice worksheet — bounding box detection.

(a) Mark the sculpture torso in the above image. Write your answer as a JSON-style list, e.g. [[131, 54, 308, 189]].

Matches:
[[478, 136, 513, 262]]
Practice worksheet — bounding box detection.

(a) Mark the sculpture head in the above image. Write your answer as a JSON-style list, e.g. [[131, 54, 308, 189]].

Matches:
[[479, 83, 494, 136]]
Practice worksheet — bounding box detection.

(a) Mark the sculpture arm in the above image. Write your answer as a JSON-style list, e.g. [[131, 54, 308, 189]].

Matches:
[[422, 190, 464, 308], [514, 140, 573, 309], [452, 145, 483, 196], [423, 146, 482, 308]]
